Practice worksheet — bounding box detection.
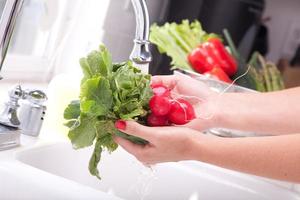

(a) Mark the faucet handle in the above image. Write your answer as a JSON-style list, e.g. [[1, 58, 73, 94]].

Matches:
[[0, 85, 47, 130], [23, 90, 47, 105], [8, 85, 23, 100], [0, 85, 23, 127]]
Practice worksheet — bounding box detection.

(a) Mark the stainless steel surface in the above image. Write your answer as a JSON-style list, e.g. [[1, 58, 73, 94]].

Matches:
[[0, 85, 47, 150], [129, 0, 152, 66], [0, 0, 24, 72], [0, 126, 20, 150], [0, 2, 26, 147], [0, 85, 23, 127], [18, 89, 47, 137]]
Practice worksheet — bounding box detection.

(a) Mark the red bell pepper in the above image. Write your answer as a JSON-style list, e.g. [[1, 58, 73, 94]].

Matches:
[[208, 38, 237, 76], [187, 38, 237, 76], [187, 46, 214, 73], [203, 66, 232, 83]]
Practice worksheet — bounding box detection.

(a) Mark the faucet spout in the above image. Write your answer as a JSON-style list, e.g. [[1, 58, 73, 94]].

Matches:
[[130, 0, 152, 68], [0, 0, 24, 73]]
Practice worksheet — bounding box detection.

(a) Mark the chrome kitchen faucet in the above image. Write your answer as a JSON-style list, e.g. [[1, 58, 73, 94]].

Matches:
[[130, 0, 152, 72], [0, 85, 47, 150], [0, 0, 24, 72]]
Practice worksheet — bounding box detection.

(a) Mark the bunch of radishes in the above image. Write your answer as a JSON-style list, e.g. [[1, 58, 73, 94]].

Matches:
[[147, 84, 196, 126]]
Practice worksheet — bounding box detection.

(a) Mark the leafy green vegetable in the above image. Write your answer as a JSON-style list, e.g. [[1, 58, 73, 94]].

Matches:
[[68, 114, 98, 149], [150, 20, 284, 92], [64, 45, 152, 179], [150, 20, 219, 70], [64, 100, 80, 120]]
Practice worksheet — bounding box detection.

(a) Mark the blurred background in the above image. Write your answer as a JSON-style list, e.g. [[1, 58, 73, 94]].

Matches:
[[0, 0, 299, 88]]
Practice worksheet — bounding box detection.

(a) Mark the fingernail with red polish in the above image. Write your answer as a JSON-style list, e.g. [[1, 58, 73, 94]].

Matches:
[[115, 120, 126, 131]]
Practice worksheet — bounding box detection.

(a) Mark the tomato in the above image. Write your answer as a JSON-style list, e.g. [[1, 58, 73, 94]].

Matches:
[[203, 67, 232, 84], [149, 95, 171, 116], [168, 98, 196, 125], [152, 85, 170, 97], [147, 113, 168, 126]]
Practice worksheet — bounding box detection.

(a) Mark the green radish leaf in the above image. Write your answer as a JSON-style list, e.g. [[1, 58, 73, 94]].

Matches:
[[63, 44, 152, 179]]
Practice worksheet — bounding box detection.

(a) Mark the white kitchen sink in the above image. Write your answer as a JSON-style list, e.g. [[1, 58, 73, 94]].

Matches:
[[16, 142, 300, 200], [0, 160, 121, 200]]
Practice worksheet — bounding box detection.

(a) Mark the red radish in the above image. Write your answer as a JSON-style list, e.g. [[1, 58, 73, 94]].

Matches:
[[152, 85, 170, 97], [168, 98, 196, 125], [149, 96, 171, 116], [147, 113, 168, 126], [150, 82, 163, 88]]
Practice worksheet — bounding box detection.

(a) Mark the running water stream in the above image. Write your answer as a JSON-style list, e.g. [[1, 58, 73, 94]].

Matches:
[[128, 161, 158, 200], [133, 63, 149, 74]]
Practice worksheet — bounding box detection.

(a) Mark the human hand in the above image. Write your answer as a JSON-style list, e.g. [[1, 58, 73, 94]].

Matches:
[[114, 120, 205, 165], [151, 74, 215, 100], [151, 74, 219, 131]]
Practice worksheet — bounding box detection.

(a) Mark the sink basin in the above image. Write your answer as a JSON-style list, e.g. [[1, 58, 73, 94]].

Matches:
[[0, 160, 121, 200], [16, 142, 300, 200]]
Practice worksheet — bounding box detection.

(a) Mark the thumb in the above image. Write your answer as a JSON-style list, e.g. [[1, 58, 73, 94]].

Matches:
[[115, 120, 153, 141], [183, 118, 211, 132]]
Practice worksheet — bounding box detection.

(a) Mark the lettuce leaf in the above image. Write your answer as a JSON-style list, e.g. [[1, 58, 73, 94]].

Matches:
[[150, 20, 219, 70], [64, 45, 152, 179]]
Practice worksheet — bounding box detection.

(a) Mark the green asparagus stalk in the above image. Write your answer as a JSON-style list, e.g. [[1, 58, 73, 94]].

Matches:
[[267, 63, 280, 91], [258, 54, 272, 91], [249, 67, 265, 92], [274, 66, 285, 90]]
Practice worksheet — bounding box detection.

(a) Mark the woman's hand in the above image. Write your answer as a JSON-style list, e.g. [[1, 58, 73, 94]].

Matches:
[[151, 74, 219, 131], [151, 74, 215, 100], [113, 120, 300, 183], [152, 75, 300, 135], [114, 120, 206, 165], [113, 75, 219, 165]]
